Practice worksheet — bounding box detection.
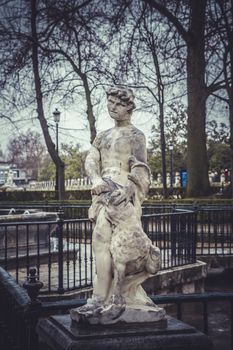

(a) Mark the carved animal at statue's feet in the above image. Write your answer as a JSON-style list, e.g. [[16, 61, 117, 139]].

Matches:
[[105, 200, 161, 309]]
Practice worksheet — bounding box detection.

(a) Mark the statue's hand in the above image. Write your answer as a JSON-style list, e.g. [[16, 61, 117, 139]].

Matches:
[[109, 185, 135, 206], [91, 179, 109, 195]]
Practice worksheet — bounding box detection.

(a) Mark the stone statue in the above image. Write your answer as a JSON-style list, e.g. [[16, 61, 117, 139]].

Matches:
[[70, 85, 165, 325], [5, 170, 15, 186]]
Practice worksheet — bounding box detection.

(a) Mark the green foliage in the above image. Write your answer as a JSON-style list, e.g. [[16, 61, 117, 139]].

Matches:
[[60, 143, 86, 179], [150, 106, 230, 177], [207, 140, 231, 173], [38, 155, 56, 181], [38, 143, 86, 181], [206, 120, 230, 173], [148, 144, 187, 177], [0, 190, 91, 202]]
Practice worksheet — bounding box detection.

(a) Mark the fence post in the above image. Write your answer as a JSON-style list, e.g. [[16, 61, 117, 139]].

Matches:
[[193, 204, 199, 262], [23, 268, 43, 350], [23, 267, 43, 302], [57, 208, 64, 294], [171, 205, 177, 259]]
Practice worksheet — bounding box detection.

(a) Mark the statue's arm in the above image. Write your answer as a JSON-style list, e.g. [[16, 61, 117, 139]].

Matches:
[[110, 132, 150, 205], [128, 132, 151, 194], [85, 145, 109, 195], [131, 132, 147, 164]]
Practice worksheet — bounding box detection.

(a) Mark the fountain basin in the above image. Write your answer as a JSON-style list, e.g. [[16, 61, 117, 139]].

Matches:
[[0, 210, 58, 259]]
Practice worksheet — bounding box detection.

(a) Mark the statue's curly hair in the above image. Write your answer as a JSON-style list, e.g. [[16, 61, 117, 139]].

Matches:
[[106, 85, 136, 111]]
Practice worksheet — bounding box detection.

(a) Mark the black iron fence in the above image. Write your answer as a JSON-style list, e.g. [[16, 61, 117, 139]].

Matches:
[[0, 208, 196, 295], [0, 203, 90, 219], [195, 206, 233, 256], [0, 203, 183, 219], [0, 203, 233, 295], [0, 215, 94, 294], [142, 209, 196, 269], [143, 204, 233, 257]]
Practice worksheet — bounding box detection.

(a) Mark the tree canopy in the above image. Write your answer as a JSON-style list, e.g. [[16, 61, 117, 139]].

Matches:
[[0, 0, 231, 197]]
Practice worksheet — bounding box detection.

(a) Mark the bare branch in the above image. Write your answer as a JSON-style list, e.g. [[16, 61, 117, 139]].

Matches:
[[143, 0, 189, 42]]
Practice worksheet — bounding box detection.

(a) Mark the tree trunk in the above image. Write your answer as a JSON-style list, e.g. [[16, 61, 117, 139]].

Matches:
[[144, 0, 210, 197], [151, 45, 168, 197], [159, 105, 168, 198], [228, 3, 233, 197], [186, 0, 210, 196], [229, 102, 233, 197], [30, 0, 65, 200], [83, 75, 96, 144]]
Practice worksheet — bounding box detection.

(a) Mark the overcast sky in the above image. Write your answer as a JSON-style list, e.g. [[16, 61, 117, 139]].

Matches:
[[0, 93, 155, 156]]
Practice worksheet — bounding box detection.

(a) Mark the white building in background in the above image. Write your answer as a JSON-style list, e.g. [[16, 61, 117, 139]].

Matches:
[[0, 162, 28, 186]]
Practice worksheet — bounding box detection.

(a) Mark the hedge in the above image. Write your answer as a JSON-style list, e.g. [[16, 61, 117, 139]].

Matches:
[[0, 188, 233, 206], [0, 190, 92, 202]]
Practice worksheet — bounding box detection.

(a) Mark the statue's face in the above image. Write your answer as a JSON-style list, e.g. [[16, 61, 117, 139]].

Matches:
[[107, 95, 131, 121]]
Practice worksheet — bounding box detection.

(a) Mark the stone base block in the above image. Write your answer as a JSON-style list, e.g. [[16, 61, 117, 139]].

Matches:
[[37, 314, 213, 350], [70, 304, 166, 325]]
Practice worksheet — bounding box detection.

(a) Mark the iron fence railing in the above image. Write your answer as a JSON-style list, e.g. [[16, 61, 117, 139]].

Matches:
[[195, 207, 233, 256], [142, 210, 196, 269], [0, 208, 196, 295], [1, 203, 233, 295], [0, 203, 172, 219], [0, 203, 90, 219], [142, 204, 233, 257]]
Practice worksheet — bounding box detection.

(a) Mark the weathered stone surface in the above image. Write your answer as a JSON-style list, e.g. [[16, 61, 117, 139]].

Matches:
[[70, 304, 166, 325], [71, 85, 164, 324], [144, 261, 207, 294], [37, 314, 213, 350]]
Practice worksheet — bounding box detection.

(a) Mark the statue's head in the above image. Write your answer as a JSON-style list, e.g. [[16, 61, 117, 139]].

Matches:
[[106, 85, 136, 113]]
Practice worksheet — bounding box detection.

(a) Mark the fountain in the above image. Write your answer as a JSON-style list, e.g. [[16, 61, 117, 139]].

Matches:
[[0, 208, 58, 265]]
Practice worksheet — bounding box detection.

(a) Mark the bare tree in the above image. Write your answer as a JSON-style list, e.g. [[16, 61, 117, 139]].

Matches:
[[35, 0, 115, 143], [138, 10, 169, 198], [30, 0, 65, 199], [0, 0, 110, 198], [143, 0, 210, 197], [208, 0, 233, 196], [7, 130, 45, 179], [109, 2, 187, 197]]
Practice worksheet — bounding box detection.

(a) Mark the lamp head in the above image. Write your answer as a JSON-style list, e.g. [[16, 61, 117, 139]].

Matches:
[[53, 108, 61, 123]]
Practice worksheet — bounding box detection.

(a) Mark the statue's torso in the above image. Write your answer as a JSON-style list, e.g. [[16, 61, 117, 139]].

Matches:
[[96, 125, 144, 186]]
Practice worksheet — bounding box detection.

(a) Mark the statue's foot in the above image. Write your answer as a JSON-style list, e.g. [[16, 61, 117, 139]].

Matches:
[[77, 296, 104, 316], [100, 303, 125, 321], [99, 294, 126, 320], [71, 294, 126, 324]]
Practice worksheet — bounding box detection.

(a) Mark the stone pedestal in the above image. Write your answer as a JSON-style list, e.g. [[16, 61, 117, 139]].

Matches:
[[37, 314, 213, 350], [70, 303, 166, 325]]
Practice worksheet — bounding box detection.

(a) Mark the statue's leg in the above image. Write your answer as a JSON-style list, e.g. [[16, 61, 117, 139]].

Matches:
[[92, 207, 112, 303], [111, 261, 126, 306], [99, 261, 126, 320]]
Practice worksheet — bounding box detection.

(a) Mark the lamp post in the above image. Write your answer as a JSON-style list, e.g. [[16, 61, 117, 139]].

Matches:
[[53, 108, 61, 199], [169, 144, 174, 195]]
